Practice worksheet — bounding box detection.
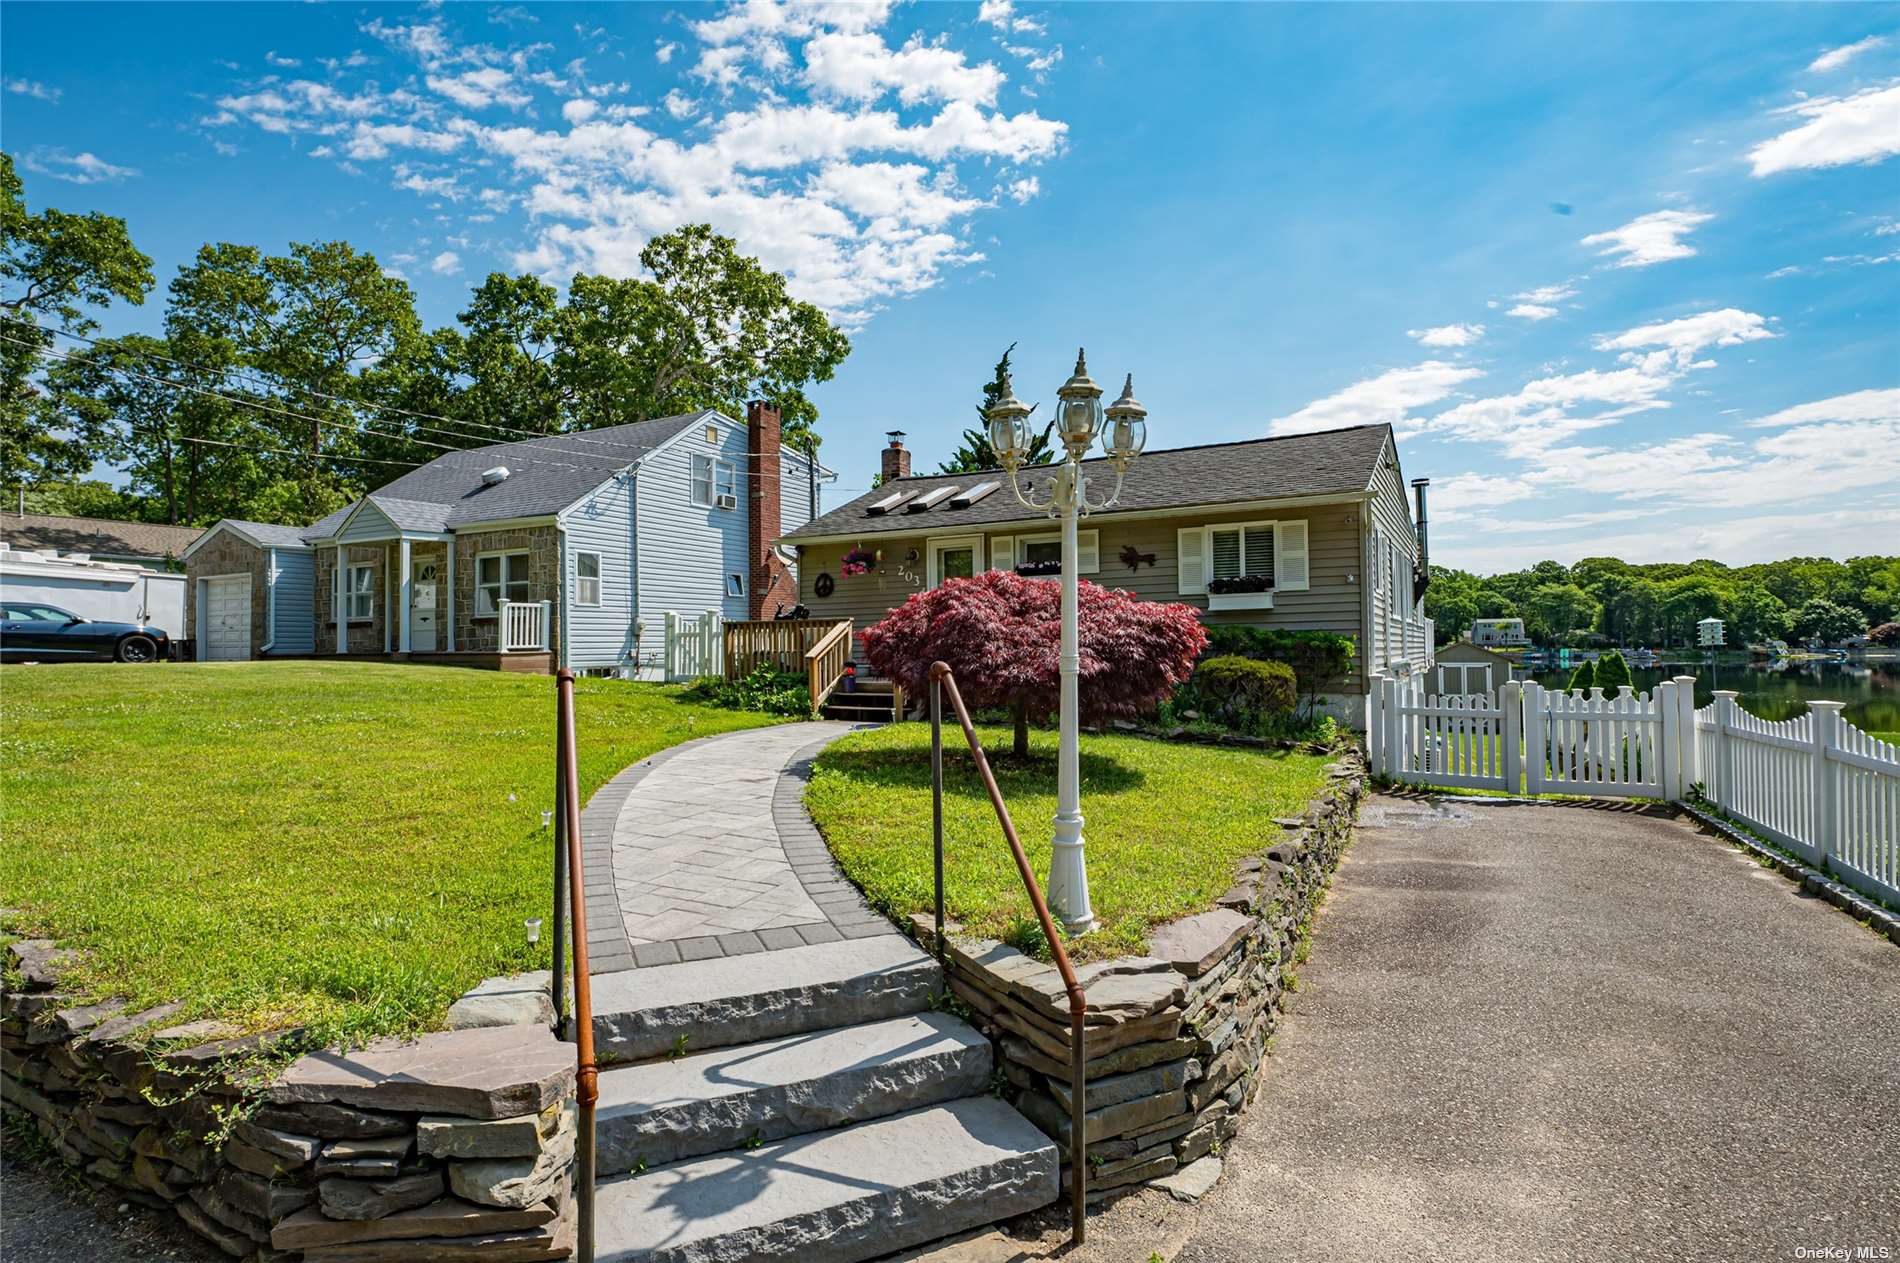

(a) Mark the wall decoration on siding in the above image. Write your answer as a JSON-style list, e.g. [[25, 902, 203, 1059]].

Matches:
[[814, 572, 836, 597], [841, 547, 877, 577], [1120, 544, 1157, 571]]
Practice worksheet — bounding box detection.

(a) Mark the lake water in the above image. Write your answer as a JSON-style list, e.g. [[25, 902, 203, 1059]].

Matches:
[[1525, 658, 1900, 736]]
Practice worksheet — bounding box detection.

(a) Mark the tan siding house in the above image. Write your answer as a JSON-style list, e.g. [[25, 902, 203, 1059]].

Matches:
[[779, 424, 1434, 720]]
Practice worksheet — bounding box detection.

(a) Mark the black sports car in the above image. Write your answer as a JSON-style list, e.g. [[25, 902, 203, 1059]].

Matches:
[[0, 602, 170, 663]]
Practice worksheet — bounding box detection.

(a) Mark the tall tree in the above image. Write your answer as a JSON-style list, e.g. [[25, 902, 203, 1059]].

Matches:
[[938, 342, 1057, 473], [0, 151, 154, 493]]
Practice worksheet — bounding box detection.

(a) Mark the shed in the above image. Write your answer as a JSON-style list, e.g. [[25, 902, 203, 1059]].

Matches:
[[1427, 641, 1516, 698], [182, 519, 327, 661]]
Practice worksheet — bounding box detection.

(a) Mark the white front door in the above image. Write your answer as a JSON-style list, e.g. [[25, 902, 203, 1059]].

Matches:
[[204, 575, 251, 661], [412, 558, 439, 653]]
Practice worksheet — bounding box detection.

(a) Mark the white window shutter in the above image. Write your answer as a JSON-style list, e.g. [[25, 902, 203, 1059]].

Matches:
[[1077, 530, 1100, 575], [1275, 520, 1310, 591], [1176, 528, 1206, 595], [990, 535, 1015, 573]]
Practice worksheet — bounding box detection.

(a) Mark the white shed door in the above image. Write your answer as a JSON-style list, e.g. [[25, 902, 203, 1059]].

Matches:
[[205, 575, 251, 661]]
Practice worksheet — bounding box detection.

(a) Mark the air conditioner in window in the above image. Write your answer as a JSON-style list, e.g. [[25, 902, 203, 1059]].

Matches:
[[715, 493, 738, 509]]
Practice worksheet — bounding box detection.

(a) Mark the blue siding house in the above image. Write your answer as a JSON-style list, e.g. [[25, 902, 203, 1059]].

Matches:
[[183, 403, 826, 675]]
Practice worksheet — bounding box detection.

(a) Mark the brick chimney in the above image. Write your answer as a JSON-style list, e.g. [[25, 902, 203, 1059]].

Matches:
[[881, 431, 911, 485], [746, 400, 791, 619]]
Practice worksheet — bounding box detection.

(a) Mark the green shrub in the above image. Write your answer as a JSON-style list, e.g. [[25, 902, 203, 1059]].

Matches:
[[1567, 659, 1596, 693], [1199, 626, 1355, 717], [1594, 649, 1633, 695], [1193, 655, 1297, 729], [684, 664, 809, 716]]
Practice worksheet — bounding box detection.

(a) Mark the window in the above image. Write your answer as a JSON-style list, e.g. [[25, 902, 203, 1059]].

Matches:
[[575, 552, 601, 607], [476, 551, 531, 616], [4, 604, 71, 622], [692, 455, 737, 507], [927, 535, 984, 587], [347, 565, 375, 621], [726, 572, 746, 598], [1209, 525, 1275, 583], [1007, 531, 1099, 576]]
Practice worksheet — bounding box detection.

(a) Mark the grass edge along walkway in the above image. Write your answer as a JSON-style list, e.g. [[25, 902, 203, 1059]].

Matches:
[[804, 722, 1331, 962], [1, 661, 785, 1047]]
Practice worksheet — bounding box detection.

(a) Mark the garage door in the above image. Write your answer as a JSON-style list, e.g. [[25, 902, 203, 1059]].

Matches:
[[204, 575, 251, 661]]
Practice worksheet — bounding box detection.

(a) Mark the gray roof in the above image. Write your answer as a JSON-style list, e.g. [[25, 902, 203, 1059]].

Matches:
[[784, 423, 1395, 541], [3, 513, 203, 559], [304, 413, 710, 539], [225, 519, 313, 548]]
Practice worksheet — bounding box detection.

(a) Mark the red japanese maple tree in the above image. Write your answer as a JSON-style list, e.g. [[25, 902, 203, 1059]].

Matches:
[[859, 569, 1207, 757]]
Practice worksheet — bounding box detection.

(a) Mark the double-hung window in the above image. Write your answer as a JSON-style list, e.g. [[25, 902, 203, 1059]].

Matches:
[[476, 551, 531, 616], [1209, 525, 1275, 586], [575, 552, 601, 607], [346, 565, 375, 621], [691, 455, 738, 507]]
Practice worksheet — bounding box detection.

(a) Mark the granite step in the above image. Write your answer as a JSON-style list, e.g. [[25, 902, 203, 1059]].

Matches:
[[594, 1012, 992, 1174], [593, 1097, 1059, 1263], [590, 936, 943, 1062]]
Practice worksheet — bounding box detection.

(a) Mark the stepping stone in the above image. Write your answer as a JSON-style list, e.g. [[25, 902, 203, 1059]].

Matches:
[[595, 1012, 991, 1172]]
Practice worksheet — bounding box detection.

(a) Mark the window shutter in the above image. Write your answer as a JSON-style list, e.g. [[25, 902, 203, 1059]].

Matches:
[[1176, 528, 1206, 595], [990, 536, 1015, 573], [1077, 530, 1099, 575], [1275, 520, 1310, 591]]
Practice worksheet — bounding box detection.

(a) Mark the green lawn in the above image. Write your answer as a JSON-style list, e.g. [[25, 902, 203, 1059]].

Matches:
[[805, 723, 1330, 962], [1, 662, 782, 1044]]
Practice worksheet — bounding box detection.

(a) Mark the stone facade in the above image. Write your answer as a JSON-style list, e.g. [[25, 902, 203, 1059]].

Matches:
[[915, 745, 1366, 1203], [453, 526, 561, 661], [185, 533, 271, 654], [315, 544, 392, 656], [2, 943, 578, 1262]]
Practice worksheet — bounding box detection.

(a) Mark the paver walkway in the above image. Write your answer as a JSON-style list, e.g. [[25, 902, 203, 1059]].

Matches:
[[1174, 794, 1900, 1263], [580, 722, 897, 972]]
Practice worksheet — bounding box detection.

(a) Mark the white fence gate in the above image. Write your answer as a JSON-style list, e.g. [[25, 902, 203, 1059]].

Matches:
[[1695, 692, 1899, 906], [662, 610, 723, 682]]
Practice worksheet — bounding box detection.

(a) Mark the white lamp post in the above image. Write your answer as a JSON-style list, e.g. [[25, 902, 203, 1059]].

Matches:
[[987, 349, 1147, 934]]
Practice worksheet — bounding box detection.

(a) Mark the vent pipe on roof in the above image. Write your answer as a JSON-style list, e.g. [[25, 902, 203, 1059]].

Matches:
[[1411, 478, 1431, 604], [482, 466, 511, 486]]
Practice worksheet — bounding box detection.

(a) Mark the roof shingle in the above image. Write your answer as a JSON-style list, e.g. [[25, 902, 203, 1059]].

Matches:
[[1, 513, 203, 559]]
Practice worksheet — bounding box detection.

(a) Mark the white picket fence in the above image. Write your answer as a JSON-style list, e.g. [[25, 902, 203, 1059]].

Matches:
[[662, 610, 723, 682], [1695, 692, 1899, 906], [1367, 672, 1899, 907]]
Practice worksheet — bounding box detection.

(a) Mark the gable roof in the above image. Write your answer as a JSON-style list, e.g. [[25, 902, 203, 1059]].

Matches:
[[304, 413, 711, 539], [2, 513, 203, 560], [179, 518, 312, 559], [783, 423, 1395, 541]]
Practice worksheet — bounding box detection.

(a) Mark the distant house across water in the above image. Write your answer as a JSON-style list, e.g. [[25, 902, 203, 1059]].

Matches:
[[1471, 617, 1529, 647]]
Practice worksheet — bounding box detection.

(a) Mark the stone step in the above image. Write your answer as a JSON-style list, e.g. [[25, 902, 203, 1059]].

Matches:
[[594, 1013, 992, 1174], [590, 936, 942, 1062], [594, 1097, 1059, 1263]]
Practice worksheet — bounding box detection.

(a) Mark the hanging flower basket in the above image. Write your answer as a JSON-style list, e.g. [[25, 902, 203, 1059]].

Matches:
[[841, 547, 877, 577]]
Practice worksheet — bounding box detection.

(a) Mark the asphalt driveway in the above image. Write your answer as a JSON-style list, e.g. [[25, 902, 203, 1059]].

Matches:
[[1177, 794, 1900, 1263]]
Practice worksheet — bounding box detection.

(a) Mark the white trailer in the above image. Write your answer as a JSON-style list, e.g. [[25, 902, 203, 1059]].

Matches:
[[0, 547, 186, 638]]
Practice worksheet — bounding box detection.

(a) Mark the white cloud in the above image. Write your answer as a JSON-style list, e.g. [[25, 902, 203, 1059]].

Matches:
[[1592, 308, 1778, 372], [663, 90, 699, 119], [1507, 303, 1558, 321], [427, 66, 531, 110], [1270, 361, 1485, 436], [20, 149, 137, 185], [562, 98, 598, 124], [978, 0, 1044, 34], [655, 40, 680, 64], [394, 167, 465, 200], [1407, 323, 1483, 348], [5, 77, 62, 103], [1425, 473, 1535, 516], [1514, 283, 1576, 303], [1006, 175, 1039, 203], [1746, 387, 1900, 428], [803, 32, 1003, 107], [1579, 209, 1714, 268], [266, 50, 302, 68], [1749, 85, 1900, 176], [1808, 35, 1888, 73], [430, 250, 461, 274]]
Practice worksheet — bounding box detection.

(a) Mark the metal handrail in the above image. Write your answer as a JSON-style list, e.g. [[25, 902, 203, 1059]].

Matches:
[[927, 661, 1087, 1245], [554, 670, 599, 1261]]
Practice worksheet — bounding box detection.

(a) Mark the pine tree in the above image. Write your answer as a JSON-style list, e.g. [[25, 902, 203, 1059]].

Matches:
[[938, 343, 1057, 473], [1567, 659, 1597, 693], [1594, 649, 1633, 696]]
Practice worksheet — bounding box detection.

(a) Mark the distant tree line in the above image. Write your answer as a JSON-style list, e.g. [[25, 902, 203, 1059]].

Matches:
[[1425, 555, 1899, 649], [1, 152, 850, 527]]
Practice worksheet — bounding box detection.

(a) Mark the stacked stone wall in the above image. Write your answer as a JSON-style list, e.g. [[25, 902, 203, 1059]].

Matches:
[[918, 746, 1365, 1200]]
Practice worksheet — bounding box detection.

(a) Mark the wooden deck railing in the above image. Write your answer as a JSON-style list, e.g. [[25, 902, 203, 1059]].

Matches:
[[804, 620, 854, 715], [723, 617, 845, 678], [928, 661, 1087, 1245]]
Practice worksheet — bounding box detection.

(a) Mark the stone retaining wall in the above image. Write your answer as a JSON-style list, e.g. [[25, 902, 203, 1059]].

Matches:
[[916, 747, 1365, 1202], [1, 943, 577, 1263]]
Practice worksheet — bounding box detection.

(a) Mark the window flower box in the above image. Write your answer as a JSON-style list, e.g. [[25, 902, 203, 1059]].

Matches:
[[1208, 590, 1274, 611]]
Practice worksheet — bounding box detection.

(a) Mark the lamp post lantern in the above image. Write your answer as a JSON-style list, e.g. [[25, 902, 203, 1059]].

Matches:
[[987, 349, 1147, 934]]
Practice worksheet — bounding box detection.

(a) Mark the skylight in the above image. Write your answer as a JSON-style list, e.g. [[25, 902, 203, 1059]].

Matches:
[[865, 489, 920, 515], [904, 486, 959, 512], [950, 481, 1000, 508]]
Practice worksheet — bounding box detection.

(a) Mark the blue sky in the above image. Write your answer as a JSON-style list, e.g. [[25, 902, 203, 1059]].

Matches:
[[3, 1, 1897, 570]]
